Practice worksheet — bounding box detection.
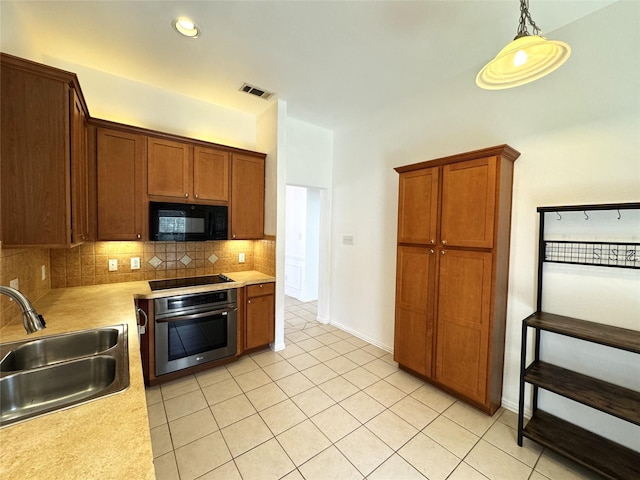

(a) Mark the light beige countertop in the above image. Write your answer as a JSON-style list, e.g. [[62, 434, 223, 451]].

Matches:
[[0, 270, 274, 479]]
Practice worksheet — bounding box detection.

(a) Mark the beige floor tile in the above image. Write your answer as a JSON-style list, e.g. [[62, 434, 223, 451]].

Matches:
[[360, 344, 389, 358], [145, 385, 162, 405], [210, 394, 256, 428], [277, 420, 332, 466], [250, 348, 282, 367], [197, 460, 242, 480], [245, 382, 288, 411], [346, 336, 370, 348], [260, 398, 307, 435], [443, 401, 499, 436], [318, 376, 360, 402], [310, 404, 362, 442], [363, 358, 398, 378], [398, 432, 461, 480], [286, 330, 312, 343], [497, 408, 519, 429], [301, 363, 339, 384], [342, 366, 380, 389], [221, 413, 273, 457], [482, 421, 543, 467], [147, 402, 167, 428], [529, 471, 553, 480], [195, 365, 232, 388], [303, 326, 326, 337], [380, 352, 398, 366], [365, 410, 419, 450], [383, 370, 425, 394], [298, 445, 363, 480], [390, 396, 439, 430], [465, 440, 532, 480], [332, 330, 356, 340], [164, 389, 208, 422], [344, 348, 377, 366], [297, 337, 325, 352], [324, 355, 359, 375], [226, 355, 259, 376], [314, 332, 343, 345], [169, 407, 218, 449], [201, 377, 242, 405], [335, 426, 394, 476], [410, 383, 456, 413], [340, 391, 386, 423], [448, 462, 490, 480], [368, 454, 427, 480], [364, 380, 406, 407], [235, 438, 296, 480], [154, 451, 180, 480], [291, 386, 335, 416], [276, 371, 315, 396], [174, 431, 232, 480], [330, 339, 360, 354], [234, 368, 273, 392], [150, 423, 173, 458], [160, 374, 199, 400], [261, 360, 298, 380], [534, 449, 605, 480], [309, 345, 341, 362], [287, 351, 321, 370], [423, 415, 480, 458], [280, 469, 305, 480], [278, 343, 306, 359]]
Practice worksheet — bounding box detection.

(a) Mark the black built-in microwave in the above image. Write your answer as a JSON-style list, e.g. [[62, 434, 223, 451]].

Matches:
[[150, 202, 228, 241]]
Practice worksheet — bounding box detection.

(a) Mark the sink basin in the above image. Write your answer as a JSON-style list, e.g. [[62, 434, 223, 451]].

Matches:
[[0, 325, 129, 427], [0, 327, 119, 372]]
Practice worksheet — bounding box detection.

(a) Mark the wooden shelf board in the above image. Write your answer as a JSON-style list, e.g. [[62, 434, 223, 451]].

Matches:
[[526, 312, 640, 353], [525, 362, 640, 425], [523, 410, 640, 480]]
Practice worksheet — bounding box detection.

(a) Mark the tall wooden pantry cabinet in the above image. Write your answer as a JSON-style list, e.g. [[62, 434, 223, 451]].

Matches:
[[394, 145, 520, 414]]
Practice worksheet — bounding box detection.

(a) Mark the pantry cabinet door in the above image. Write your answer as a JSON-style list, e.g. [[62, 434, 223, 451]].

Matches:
[[397, 167, 439, 245], [440, 156, 496, 248], [435, 249, 493, 405]]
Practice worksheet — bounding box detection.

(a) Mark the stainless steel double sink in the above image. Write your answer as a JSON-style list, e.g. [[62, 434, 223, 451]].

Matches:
[[0, 324, 129, 427]]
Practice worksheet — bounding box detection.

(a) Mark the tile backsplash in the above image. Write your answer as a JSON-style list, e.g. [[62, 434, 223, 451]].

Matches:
[[0, 238, 276, 328]]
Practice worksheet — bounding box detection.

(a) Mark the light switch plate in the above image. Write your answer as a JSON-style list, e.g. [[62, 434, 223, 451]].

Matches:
[[239, 253, 245, 263], [108, 259, 118, 272], [131, 257, 141, 270]]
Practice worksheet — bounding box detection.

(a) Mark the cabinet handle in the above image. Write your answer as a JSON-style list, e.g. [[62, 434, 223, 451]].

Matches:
[[137, 234, 141, 239], [248, 300, 252, 304], [441, 240, 447, 245], [440, 250, 445, 255], [184, 193, 189, 198], [430, 239, 435, 244], [195, 193, 199, 199], [429, 249, 435, 254]]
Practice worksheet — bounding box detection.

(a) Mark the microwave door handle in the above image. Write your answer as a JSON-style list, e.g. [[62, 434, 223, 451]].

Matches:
[[155, 306, 237, 323]]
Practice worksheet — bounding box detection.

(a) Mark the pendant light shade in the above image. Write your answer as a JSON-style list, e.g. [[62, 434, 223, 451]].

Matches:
[[476, 1, 571, 90]]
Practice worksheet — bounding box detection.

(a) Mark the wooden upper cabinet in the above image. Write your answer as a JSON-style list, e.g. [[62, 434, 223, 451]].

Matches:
[[147, 137, 192, 199], [397, 167, 439, 245], [193, 146, 229, 202], [231, 154, 265, 239], [97, 128, 147, 240], [440, 156, 497, 248], [0, 53, 90, 247]]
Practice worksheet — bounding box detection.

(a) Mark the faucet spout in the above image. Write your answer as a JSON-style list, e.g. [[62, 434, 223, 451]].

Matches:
[[0, 286, 46, 334]]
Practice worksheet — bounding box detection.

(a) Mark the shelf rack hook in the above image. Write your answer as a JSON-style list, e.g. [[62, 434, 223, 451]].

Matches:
[[556, 212, 562, 221], [617, 209, 621, 220], [584, 211, 589, 220]]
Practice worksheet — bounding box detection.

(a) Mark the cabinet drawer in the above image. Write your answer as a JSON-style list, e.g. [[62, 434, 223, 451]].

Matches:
[[247, 282, 275, 297]]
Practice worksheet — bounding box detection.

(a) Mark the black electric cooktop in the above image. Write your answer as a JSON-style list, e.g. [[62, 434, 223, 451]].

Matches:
[[149, 274, 234, 291]]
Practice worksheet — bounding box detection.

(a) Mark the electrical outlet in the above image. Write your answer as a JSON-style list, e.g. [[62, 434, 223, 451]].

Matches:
[[41, 265, 46, 281], [130, 257, 141, 270], [239, 252, 245, 263], [108, 259, 118, 272]]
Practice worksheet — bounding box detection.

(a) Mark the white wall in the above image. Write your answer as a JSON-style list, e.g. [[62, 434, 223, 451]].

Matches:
[[329, 0, 640, 447]]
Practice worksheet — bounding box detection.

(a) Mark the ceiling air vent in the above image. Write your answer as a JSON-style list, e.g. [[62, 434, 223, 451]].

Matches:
[[239, 83, 274, 100]]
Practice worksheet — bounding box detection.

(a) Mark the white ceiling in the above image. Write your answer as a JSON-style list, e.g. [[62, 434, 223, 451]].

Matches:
[[2, 1, 616, 130]]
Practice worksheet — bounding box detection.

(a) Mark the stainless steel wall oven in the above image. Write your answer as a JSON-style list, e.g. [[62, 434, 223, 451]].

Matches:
[[154, 289, 237, 376]]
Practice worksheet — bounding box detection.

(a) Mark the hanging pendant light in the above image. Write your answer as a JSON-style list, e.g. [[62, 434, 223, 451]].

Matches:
[[476, 0, 571, 90]]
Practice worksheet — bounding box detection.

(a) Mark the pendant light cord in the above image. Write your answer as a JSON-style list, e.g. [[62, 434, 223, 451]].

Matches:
[[516, 0, 541, 38]]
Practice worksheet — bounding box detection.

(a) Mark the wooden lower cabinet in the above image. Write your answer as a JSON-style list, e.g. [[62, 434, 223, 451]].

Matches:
[[435, 249, 493, 405], [245, 283, 275, 350]]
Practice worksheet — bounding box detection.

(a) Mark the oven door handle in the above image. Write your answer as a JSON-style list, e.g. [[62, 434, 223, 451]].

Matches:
[[155, 306, 237, 323]]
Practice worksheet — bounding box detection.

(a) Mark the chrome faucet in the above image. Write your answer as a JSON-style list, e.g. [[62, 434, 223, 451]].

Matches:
[[0, 286, 46, 333]]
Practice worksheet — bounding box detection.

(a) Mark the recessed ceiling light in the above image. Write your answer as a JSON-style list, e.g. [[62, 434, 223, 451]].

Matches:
[[173, 18, 200, 38]]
